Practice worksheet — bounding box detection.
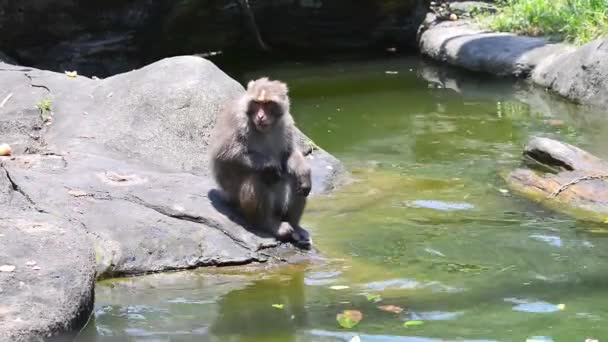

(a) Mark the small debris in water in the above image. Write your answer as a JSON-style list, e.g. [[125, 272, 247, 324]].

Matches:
[[526, 337, 554, 342], [405, 200, 475, 211], [0, 265, 15, 272], [272, 304, 284, 309], [32, 266, 41, 271], [365, 293, 382, 302], [403, 320, 424, 328], [336, 310, 362, 329], [25, 261, 36, 266], [378, 305, 404, 314], [385, 71, 399, 75], [424, 247, 445, 257], [548, 119, 565, 127], [330, 285, 350, 290]]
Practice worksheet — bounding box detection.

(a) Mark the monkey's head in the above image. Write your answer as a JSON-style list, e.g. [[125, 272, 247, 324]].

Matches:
[[244, 77, 291, 133]]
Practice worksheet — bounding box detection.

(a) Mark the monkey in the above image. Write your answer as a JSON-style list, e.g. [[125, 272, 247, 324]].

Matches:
[[209, 77, 313, 248]]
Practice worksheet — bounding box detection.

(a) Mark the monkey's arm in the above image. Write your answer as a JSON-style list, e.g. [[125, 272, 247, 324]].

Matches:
[[287, 149, 311, 196], [216, 141, 283, 183]]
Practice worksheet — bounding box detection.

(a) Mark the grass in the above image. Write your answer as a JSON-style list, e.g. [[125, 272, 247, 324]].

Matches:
[[36, 97, 53, 122], [482, 0, 608, 45]]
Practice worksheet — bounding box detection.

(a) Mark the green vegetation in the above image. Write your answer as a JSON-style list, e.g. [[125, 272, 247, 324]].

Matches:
[[36, 97, 53, 122], [484, 0, 608, 45]]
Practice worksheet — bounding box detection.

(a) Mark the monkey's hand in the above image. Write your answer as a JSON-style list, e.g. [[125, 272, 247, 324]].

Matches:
[[286, 150, 312, 196], [261, 163, 284, 185], [296, 173, 312, 197]]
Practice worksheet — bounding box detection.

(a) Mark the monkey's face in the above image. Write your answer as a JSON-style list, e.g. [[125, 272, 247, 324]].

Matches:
[[247, 100, 283, 133]]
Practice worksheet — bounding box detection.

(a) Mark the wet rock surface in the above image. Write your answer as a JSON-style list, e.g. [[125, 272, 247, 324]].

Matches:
[[0, 55, 345, 341]]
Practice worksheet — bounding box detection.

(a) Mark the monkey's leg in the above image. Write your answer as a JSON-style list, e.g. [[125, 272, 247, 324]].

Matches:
[[239, 175, 287, 239], [282, 176, 312, 248]]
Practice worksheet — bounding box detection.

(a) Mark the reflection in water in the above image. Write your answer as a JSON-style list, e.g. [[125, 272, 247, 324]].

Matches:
[[209, 271, 309, 342], [79, 56, 608, 341]]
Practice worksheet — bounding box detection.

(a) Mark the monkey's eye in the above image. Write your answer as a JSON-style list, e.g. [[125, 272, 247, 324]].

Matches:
[[247, 102, 261, 116], [267, 102, 283, 117]]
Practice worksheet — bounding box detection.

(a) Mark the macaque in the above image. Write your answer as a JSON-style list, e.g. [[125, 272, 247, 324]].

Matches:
[[209, 77, 312, 248]]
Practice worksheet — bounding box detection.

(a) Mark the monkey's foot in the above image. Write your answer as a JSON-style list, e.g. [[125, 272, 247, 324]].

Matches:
[[276, 222, 295, 241], [275, 223, 312, 249], [292, 227, 313, 250]]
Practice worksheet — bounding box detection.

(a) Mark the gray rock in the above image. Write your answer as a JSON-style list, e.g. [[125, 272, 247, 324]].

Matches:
[[0, 55, 345, 341], [418, 20, 571, 77], [532, 38, 608, 107], [0, 207, 95, 342]]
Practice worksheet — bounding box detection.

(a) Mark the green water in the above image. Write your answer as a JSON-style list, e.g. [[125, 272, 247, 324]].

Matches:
[[78, 56, 608, 342]]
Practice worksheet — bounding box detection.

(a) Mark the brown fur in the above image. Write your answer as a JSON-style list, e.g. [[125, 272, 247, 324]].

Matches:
[[209, 78, 312, 247]]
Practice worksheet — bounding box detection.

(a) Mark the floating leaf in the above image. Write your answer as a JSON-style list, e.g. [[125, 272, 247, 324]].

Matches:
[[337, 310, 363, 329], [350, 336, 362, 342], [272, 304, 284, 309], [378, 305, 404, 314], [365, 293, 382, 302], [330, 285, 350, 290], [403, 320, 424, 328], [65, 70, 78, 78], [525, 337, 554, 342]]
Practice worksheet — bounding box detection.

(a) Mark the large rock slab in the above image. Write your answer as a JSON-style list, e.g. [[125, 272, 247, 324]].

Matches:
[[0, 56, 345, 341], [532, 38, 608, 107], [418, 19, 571, 77], [0, 208, 95, 342]]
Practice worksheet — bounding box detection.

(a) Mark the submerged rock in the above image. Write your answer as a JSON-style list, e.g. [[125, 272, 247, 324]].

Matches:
[[0, 55, 345, 341]]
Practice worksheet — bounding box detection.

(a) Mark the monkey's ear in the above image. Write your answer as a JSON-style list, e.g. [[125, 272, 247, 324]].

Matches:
[[247, 80, 255, 90]]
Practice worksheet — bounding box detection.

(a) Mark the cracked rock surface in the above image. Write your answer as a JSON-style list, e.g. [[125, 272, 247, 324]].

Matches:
[[0, 56, 345, 341]]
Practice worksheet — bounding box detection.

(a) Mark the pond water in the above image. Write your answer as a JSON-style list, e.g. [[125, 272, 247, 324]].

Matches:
[[77, 56, 608, 341]]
